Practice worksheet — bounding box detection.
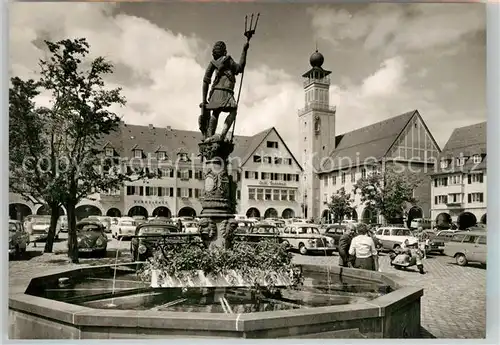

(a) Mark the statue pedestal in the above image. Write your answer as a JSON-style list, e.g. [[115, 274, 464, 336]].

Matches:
[[198, 140, 236, 248]]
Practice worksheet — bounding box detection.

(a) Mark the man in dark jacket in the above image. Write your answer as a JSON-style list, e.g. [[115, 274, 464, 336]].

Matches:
[[338, 226, 355, 267]]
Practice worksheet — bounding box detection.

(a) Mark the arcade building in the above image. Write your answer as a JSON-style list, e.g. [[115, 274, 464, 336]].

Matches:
[[9, 124, 303, 221]]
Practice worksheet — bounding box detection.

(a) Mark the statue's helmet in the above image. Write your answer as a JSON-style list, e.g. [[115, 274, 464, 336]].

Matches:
[[212, 41, 227, 59]]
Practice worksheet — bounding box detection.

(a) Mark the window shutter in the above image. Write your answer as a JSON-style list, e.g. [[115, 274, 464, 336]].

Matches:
[[468, 175, 471, 184], [177, 170, 181, 178], [468, 194, 471, 203], [480, 193, 483, 202], [139, 186, 144, 196], [189, 189, 193, 198], [434, 179, 437, 187], [245, 171, 249, 179], [158, 187, 163, 197], [145, 187, 150, 196], [170, 188, 174, 197], [177, 188, 181, 196], [189, 170, 193, 178], [479, 174, 483, 183], [434, 196, 437, 204]]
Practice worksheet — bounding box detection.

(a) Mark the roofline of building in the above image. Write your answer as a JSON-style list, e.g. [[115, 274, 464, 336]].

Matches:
[[239, 127, 304, 171]]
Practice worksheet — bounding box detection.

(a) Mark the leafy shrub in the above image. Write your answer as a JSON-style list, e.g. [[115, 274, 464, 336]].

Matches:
[[138, 239, 303, 292]]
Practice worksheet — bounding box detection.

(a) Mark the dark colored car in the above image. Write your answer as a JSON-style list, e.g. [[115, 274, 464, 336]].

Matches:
[[130, 222, 184, 261], [75, 221, 108, 257], [322, 224, 348, 250], [418, 230, 445, 254], [235, 223, 281, 244]]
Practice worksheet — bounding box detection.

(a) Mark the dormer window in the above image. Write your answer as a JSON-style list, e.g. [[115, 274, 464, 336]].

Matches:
[[179, 153, 189, 162], [105, 148, 114, 157], [157, 151, 166, 160], [134, 150, 143, 159], [440, 159, 449, 169], [456, 157, 465, 166], [472, 154, 482, 164]]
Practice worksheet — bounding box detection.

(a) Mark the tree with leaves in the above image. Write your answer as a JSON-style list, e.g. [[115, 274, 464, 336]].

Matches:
[[10, 38, 151, 263], [326, 187, 354, 224], [9, 77, 64, 253], [353, 166, 422, 224]]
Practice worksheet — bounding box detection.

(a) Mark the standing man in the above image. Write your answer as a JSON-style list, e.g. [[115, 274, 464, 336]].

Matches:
[[348, 223, 379, 271], [200, 40, 249, 142], [338, 226, 354, 267]]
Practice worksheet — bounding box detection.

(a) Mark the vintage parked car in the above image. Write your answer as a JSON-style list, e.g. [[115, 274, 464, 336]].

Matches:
[[235, 220, 257, 234], [57, 215, 68, 233], [418, 230, 445, 254], [112, 217, 137, 240], [183, 221, 199, 234], [28, 215, 52, 242], [130, 222, 184, 261], [374, 227, 420, 252], [87, 216, 112, 233], [279, 223, 335, 255], [443, 230, 487, 266], [9, 220, 30, 257], [322, 224, 348, 250], [75, 221, 108, 257], [435, 230, 460, 242], [235, 223, 281, 245]]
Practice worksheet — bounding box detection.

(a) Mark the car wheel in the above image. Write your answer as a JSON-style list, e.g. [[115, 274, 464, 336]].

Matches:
[[439, 250, 445, 255], [394, 244, 401, 251], [14, 245, 21, 258], [96, 249, 107, 258], [456, 254, 468, 266], [299, 243, 307, 255]]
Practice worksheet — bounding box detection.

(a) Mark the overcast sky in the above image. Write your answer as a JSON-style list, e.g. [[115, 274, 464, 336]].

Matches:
[[10, 2, 486, 155]]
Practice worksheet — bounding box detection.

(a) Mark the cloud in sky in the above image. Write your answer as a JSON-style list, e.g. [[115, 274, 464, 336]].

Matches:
[[307, 4, 485, 55], [10, 3, 486, 157]]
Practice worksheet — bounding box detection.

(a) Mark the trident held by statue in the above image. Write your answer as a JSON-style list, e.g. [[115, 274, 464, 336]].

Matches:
[[229, 13, 260, 142]]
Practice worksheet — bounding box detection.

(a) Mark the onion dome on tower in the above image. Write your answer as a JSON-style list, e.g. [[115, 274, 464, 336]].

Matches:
[[302, 49, 331, 83]]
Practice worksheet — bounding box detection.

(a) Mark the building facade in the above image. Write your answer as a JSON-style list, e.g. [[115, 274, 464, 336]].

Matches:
[[430, 122, 487, 229], [9, 124, 302, 221], [299, 50, 441, 224]]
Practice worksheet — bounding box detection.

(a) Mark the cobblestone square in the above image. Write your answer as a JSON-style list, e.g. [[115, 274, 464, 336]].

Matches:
[[9, 236, 486, 339]]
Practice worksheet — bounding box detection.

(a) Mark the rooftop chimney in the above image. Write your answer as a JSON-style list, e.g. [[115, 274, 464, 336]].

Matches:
[[166, 126, 172, 131], [148, 124, 154, 130]]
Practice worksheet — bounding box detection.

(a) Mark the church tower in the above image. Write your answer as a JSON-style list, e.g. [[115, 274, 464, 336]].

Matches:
[[298, 50, 336, 220]]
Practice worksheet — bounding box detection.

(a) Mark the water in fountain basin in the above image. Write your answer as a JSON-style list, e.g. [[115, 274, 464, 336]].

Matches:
[[27, 267, 391, 313]]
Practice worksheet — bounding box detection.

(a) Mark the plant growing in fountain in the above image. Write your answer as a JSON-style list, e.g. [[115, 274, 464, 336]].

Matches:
[[138, 240, 304, 293]]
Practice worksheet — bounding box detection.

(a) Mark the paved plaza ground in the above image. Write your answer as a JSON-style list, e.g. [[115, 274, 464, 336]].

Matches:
[[9, 234, 486, 339]]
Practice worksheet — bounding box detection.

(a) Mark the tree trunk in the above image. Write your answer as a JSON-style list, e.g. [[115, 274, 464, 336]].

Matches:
[[44, 203, 60, 253], [66, 202, 79, 263]]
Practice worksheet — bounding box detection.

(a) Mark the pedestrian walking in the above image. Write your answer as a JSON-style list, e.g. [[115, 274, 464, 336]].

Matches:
[[338, 226, 355, 267], [348, 223, 379, 271]]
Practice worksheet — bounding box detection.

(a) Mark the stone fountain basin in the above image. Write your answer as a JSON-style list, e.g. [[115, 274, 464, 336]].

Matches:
[[9, 263, 423, 339]]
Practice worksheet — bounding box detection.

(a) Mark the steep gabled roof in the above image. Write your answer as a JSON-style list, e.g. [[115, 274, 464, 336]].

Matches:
[[440, 121, 486, 158], [432, 121, 487, 175], [320, 110, 416, 172], [235, 127, 303, 171]]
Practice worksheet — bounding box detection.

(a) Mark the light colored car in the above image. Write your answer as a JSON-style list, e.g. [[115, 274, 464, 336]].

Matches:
[[183, 221, 199, 234], [29, 216, 52, 242], [9, 220, 30, 257], [57, 215, 68, 233], [279, 223, 335, 255], [112, 218, 137, 240], [443, 230, 487, 266], [374, 227, 419, 251]]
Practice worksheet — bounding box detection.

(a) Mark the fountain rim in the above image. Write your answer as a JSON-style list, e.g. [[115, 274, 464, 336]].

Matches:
[[9, 263, 423, 333]]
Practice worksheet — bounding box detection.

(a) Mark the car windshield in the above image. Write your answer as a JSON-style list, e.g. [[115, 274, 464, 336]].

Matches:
[[252, 226, 277, 234], [138, 226, 176, 235], [77, 224, 102, 232], [184, 222, 197, 227], [120, 221, 135, 226], [392, 229, 411, 236], [297, 227, 319, 234], [327, 226, 345, 233], [9, 223, 17, 232]]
